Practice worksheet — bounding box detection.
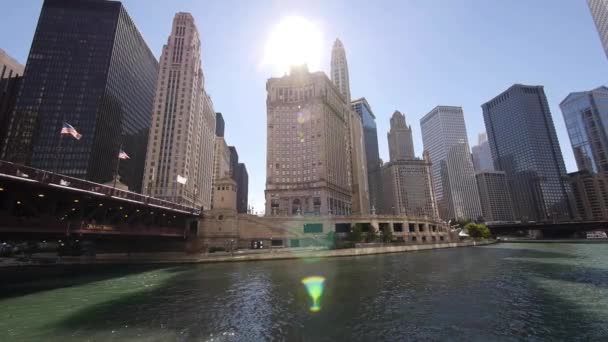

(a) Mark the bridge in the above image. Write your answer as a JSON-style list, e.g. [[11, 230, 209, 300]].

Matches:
[[487, 220, 608, 238], [0, 160, 200, 243]]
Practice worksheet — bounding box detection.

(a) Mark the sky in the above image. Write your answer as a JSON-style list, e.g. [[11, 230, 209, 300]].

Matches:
[[1, 0, 607, 213]]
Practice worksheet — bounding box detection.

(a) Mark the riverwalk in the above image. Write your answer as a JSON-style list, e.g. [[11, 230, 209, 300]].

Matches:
[[1, 240, 496, 267]]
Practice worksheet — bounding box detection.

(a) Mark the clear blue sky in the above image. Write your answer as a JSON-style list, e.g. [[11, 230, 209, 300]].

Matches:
[[1, 0, 606, 213]]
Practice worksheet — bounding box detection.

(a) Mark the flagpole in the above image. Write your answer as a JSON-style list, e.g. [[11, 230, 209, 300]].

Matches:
[[54, 118, 65, 174], [113, 143, 122, 189]]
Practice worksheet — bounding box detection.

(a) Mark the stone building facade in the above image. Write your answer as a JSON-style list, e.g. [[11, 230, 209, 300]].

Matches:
[[143, 12, 215, 209], [265, 65, 353, 216]]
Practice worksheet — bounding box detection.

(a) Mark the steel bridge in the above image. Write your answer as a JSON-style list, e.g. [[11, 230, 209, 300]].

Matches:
[[487, 220, 608, 238], [0, 160, 200, 240]]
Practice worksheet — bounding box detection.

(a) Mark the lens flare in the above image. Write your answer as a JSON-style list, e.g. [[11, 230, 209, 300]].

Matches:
[[301, 276, 325, 312]]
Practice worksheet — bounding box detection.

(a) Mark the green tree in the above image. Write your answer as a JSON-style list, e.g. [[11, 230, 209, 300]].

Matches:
[[348, 224, 363, 242], [325, 231, 336, 249], [381, 228, 393, 243], [465, 223, 491, 239], [365, 228, 378, 243]]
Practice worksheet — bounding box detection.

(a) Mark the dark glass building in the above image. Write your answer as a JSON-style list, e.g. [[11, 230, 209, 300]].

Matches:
[[0, 76, 22, 155], [215, 112, 225, 137], [236, 162, 249, 213], [351, 97, 383, 212], [482, 84, 573, 221], [228, 146, 238, 180], [2, 0, 158, 192]]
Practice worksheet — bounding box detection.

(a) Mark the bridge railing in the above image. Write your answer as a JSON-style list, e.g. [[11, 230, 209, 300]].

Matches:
[[0, 160, 200, 215]]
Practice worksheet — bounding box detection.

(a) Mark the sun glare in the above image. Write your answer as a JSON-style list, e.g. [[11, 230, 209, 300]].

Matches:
[[262, 16, 323, 74]]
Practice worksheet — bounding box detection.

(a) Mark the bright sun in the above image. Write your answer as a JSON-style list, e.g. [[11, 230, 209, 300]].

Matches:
[[262, 16, 324, 74]]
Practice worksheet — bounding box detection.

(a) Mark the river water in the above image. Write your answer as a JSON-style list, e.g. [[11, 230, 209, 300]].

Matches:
[[1, 243, 608, 341]]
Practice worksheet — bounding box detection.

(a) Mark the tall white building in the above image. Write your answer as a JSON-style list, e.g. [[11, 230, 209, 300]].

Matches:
[[589, 0, 608, 60], [142, 13, 215, 209], [330, 39, 351, 103], [330, 38, 369, 215], [420, 106, 482, 220], [471, 133, 494, 172]]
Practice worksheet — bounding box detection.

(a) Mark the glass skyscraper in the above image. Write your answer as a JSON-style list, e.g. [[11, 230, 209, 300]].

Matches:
[[2, 0, 158, 193], [352, 97, 383, 212], [560, 86, 608, 173], [483, 84, 573, 222]]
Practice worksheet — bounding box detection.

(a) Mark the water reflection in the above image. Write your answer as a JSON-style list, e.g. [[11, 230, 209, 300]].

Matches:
[[1, 243, 608, 340]]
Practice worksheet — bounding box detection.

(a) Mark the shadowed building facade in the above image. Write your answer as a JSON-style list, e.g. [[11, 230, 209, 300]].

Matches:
[[475, 171, 514, 222], [388, 111, 415, 161], [352, 97, 383, 213], [143, 12, 215, 208], [483, 84, 573, 222], [265, 65, 352, 216], [2, 0, 157, 193]]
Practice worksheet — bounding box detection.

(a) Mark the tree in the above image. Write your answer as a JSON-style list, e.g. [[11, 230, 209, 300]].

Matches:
[[325, 231, 336, 249], [348, 224, 363, 242], [381, 228, 393, 243], [365, 228, 378, 243], [465, 223, 491, 239]]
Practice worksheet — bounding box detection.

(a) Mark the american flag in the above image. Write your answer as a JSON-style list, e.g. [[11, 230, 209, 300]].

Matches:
[[118, 150, 130, 160], [61, 122, 82, 140]]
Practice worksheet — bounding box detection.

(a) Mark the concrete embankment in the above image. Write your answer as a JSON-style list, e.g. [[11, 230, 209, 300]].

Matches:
[[1, 240, 496, 267]]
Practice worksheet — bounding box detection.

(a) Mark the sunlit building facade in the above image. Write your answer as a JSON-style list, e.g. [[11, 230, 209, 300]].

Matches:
[[3, 0, 157, 192], [143, 12, 215, 208], [0, 48, 24, 79], [588, 0, 608, 60], [265, 65, 352, 216], [471, 133, 494, 172], [560, 86, 608, 173], [420, 106, 481, 220], [331, 38, 369, 215]]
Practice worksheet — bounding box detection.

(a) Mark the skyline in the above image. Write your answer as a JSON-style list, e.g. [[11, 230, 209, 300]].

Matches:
[[1, 0, 606, 212]]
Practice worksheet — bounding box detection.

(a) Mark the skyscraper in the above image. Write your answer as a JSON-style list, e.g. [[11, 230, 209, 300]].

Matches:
[[420, 106, 482, 220], [265, 65, 352, 216], [567, 170, 608, 221], [588, 0, 608, 60], [381, 117, 438, 218], [215, 112, 225, 137], [0, 48, 24, 79], [475, 171, 515, 222], [228, 146, 238, 179], [143, 12, 216, 208], [0, 49, 22, 157], [560, 86, 608, 173], [3, 0, 157, 192], [352, 97, 383, 212], [388, 110, 415, 162], [236, 163, 249, 214], [483, 84, 573, 221], [330, 39, 351, 103], [471, 133, 494, 172], [330, 38, 369, 215]]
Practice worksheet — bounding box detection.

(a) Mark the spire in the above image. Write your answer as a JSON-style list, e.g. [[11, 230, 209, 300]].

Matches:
[[330, 38, 351, 103]]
